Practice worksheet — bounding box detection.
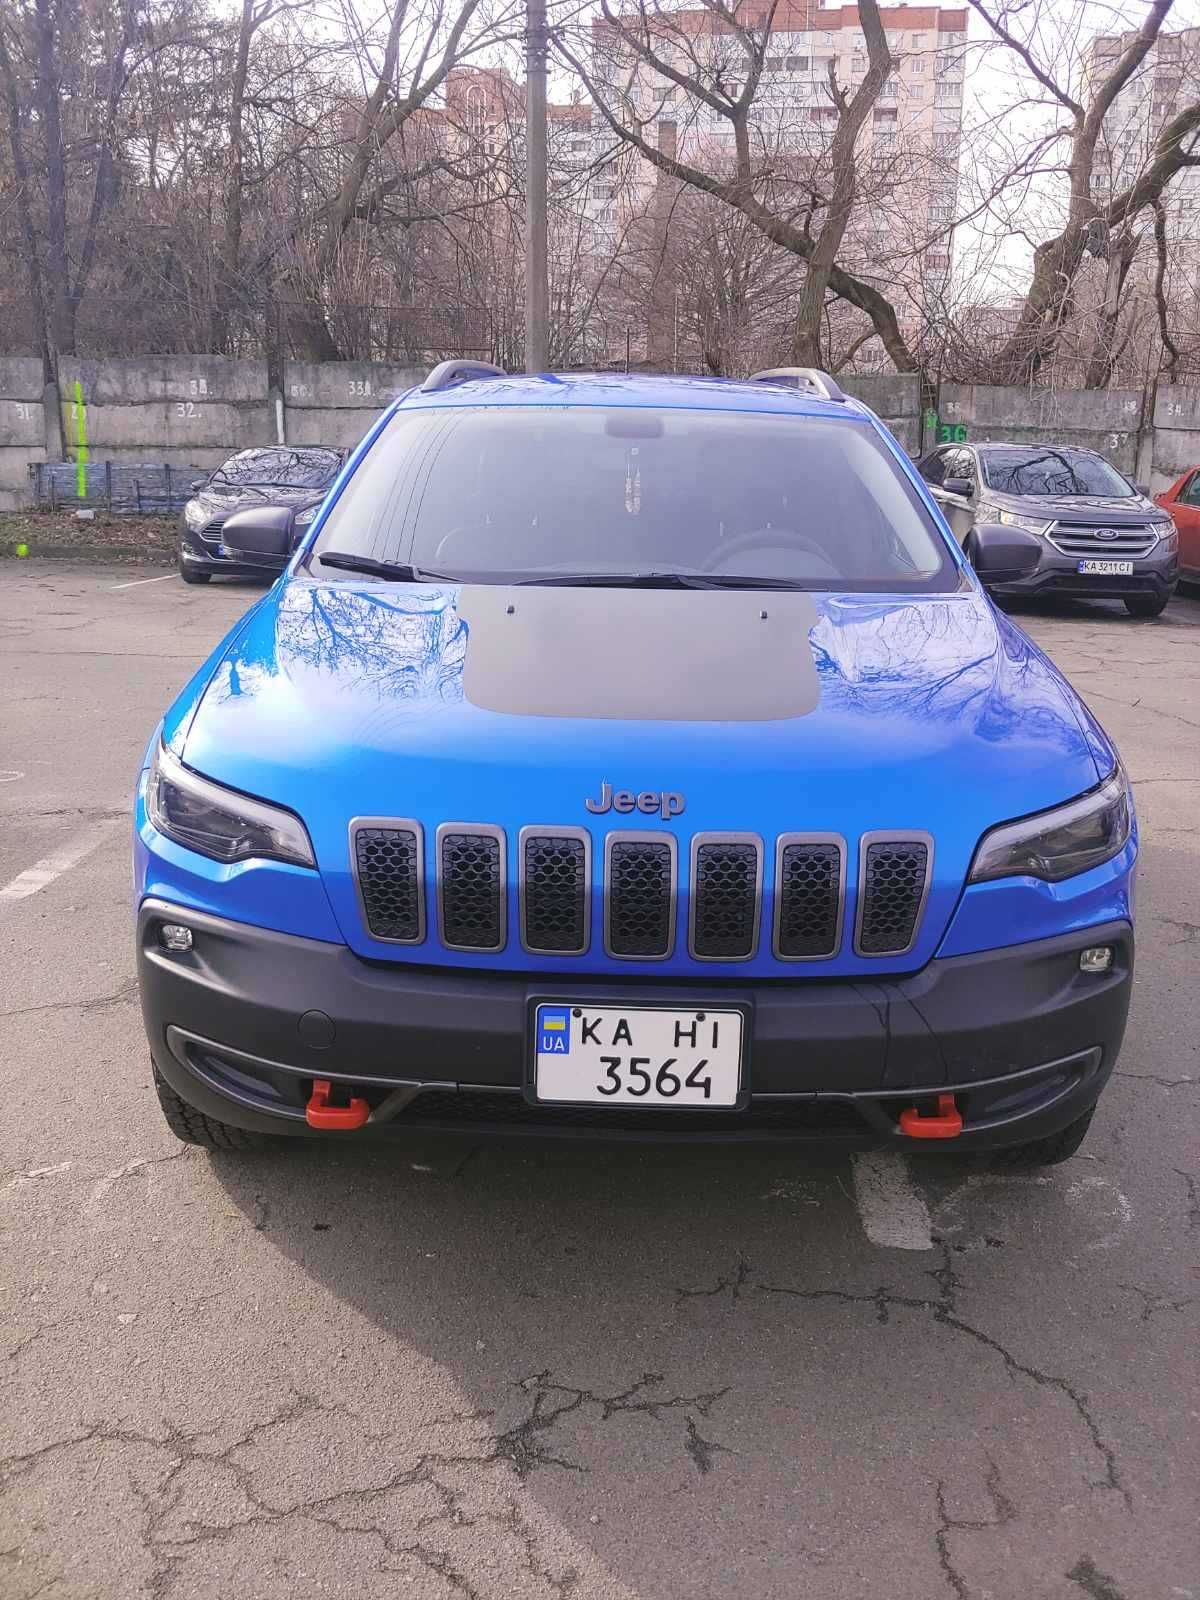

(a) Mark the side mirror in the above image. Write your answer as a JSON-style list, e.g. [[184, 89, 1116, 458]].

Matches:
[[968, 522, 1042, 585], [1135, 482, 1150, 497], [942, 476, 973, 498], [189, 478, 206, 493], [220, 505, 294, 570]]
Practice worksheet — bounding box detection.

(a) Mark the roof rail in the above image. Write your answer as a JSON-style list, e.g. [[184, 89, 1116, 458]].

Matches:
[[420, 359, 507, 395], [748, 367, 847, 403]]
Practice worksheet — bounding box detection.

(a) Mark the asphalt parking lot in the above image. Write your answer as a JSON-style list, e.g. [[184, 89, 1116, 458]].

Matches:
[[2, 561, 1198, 1600]]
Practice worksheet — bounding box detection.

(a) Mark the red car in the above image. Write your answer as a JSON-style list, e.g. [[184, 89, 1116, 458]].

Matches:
[[1155, 469, 1200, 582]]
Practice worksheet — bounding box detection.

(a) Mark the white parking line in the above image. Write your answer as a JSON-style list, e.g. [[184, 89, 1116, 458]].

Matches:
[[108, 573, 175, 591], [851, 1151, 933, 1250], [0, 822, 120, 907]]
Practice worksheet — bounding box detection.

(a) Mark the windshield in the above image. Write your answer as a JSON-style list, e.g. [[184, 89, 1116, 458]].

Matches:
[[213, 447, 341, 489], [981, 447, 1134, 498], [309, 405, 954, 591]]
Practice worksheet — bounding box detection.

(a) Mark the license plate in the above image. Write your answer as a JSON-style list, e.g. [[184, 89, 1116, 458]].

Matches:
[[1078, 559, 1133, 575], [532, 1002, 744, 1108]]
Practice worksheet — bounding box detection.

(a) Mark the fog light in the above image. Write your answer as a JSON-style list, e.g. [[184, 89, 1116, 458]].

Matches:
[[160, 923, 193, 952], [1079, 945, 1113, 974]]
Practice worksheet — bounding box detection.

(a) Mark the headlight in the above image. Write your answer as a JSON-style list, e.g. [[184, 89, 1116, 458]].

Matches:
[[184, 501, 209, 531], [968, 767, 1131, 884], [990, 507, 1052, 536], [147, 742, 315, 868], [293, 505, 319, 528]]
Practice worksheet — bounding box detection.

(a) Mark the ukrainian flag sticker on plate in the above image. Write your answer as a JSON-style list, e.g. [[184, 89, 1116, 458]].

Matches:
[[536, 1005, 572, 1055]]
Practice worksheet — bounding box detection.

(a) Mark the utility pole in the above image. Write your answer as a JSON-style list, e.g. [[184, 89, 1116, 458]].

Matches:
[[525, 0, 549, 373]]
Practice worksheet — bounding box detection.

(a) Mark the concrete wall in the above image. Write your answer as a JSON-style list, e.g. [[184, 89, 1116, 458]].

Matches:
[[0, 356, 426, 510], [284, 362, 426, 448], [842, 374, 922, 455], [1153, 385, 1200, 490], [0, 357, 47, 512], [938, 384, 1146, 481], [3, 354, 1200, 509]]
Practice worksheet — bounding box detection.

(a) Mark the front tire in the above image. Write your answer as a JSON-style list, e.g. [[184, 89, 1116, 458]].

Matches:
[[1123, 592, 1168, 618], [153, 1064, 272, 1150], [989, 1107, 1094, 1170], [178, 554, 211, 585]]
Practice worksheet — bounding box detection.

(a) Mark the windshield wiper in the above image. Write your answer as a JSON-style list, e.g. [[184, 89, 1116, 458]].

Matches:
[[315, 551, 459, 583], [514, 570, 816, 590]]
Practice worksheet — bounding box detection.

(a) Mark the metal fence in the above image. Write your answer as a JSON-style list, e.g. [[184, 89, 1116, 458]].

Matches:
[[30, 462, 199, 515]]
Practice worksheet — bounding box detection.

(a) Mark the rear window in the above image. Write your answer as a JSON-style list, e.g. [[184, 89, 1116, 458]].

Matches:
[[310, 406, 955, 590], [981, 447, 1134, 498], [213, 447, 341, 489]]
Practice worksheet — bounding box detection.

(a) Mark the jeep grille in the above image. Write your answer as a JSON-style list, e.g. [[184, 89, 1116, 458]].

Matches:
[[521, 830, 590, 955], [855, 837, 932, 956], [351, 824, 934, 964], [352, 823, 424, 944], [605, 837, 675, 959], [438, 826, 505, 951], [775, 838, 843, 959]]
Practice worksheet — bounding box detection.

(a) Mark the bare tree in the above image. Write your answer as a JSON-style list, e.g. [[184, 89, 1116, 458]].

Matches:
[[967, 0, 1200, 383], [556, 0, 920, 372]]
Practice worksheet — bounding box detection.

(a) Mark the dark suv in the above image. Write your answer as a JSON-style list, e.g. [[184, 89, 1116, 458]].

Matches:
[[918, 441, 1178, 617], [178, 446, 344, 584]]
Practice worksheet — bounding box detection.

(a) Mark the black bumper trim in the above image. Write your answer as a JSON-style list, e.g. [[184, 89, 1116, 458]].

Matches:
[[164, 1020, 1101, 1144], [138, 898, 1132, 1147]]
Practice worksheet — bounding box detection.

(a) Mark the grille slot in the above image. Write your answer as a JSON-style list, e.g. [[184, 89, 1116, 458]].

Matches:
[[1047, 522, 1159, 558], [352, 821, 424, 943], [774, 835, 844, 959], [690, 834, 762, 960], [856, 835, 932, 956], [521, 828, 590, 955], [437, 825, 506, 952], [605, 835, 676, 959]]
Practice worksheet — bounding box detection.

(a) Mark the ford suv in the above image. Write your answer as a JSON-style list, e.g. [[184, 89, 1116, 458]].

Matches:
[[135, 365, 1135, 1166], [918, 440, 1178, 617]]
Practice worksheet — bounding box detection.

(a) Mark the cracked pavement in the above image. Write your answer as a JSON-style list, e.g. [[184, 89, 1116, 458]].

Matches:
[[2, 564, 1199, 1599]]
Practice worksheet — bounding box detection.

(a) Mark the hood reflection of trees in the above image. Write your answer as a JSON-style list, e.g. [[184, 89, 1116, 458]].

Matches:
[[213, 583, 1084, 765], [216, 583, 469, 709], [809, 598, 1085, 757]]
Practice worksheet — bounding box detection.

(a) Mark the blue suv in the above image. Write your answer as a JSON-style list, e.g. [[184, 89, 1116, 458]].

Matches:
[[135, 364, 1135, 1166]]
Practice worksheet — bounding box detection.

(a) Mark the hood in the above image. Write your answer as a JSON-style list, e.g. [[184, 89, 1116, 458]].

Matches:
[[981, 489, 1160, 524], [172, 578, 1109, 975], [193, 484, 327, 519]]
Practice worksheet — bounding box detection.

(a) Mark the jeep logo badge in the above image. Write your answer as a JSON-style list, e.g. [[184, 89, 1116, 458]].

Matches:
[[585, 781, 685, 818]]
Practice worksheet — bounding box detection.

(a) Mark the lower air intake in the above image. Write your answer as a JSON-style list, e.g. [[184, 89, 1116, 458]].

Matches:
[[857, 837, 930, 956]]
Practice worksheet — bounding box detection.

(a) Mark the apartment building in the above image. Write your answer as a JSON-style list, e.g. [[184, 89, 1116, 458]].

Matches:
[[1086, 25, 1200, 247], [586, 3, 968, 336]]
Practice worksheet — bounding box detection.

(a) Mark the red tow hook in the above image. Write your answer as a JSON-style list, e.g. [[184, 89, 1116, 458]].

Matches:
[[898, 1093, 963, 1140], [305, 1078, 370, 1131]]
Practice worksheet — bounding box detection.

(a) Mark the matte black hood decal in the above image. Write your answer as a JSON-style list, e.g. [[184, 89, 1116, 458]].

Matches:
[[456, 586, 821, 721]]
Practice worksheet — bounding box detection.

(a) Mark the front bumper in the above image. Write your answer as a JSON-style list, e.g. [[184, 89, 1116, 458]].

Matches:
[[178, 518, 276, 579], [138, 899, 1133, 1149], [989, 537, 1178, 601]]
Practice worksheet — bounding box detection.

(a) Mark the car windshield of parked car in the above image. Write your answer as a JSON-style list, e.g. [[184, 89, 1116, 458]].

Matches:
[[309, 405, 954, 590], [212, 447, 340, 489], [981, 447, 1134, 498]]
